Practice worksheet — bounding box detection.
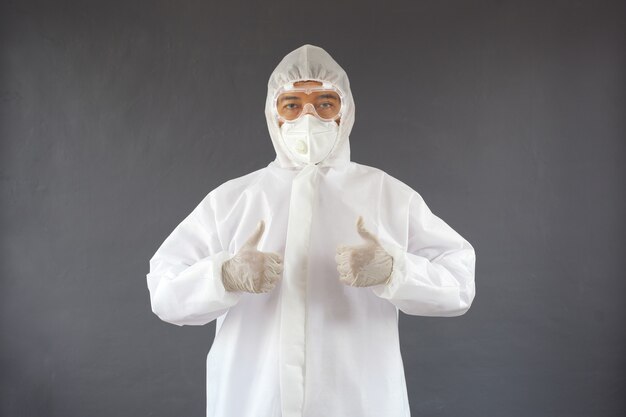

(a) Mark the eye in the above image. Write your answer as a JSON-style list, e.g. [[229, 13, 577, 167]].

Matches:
[[283, 103, 300, 110]]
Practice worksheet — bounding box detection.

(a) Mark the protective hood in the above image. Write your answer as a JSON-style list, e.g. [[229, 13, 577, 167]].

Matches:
[[265, 44, 355, 169]]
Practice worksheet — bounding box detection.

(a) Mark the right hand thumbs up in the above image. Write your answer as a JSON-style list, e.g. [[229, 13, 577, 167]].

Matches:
[[221, 220, 284, 293]]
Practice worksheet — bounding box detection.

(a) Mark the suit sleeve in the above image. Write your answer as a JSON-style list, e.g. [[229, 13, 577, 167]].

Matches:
[[146, 192, 242, 326], [371, 191, 476, 317]]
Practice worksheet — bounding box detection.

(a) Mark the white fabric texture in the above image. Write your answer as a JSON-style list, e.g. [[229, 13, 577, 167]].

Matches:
[[221, 220, 283, 293], [146, 44, 476, 417]]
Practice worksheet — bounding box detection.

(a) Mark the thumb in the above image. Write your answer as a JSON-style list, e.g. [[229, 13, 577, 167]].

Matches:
[[243, 220, 265, 249], [356, 215, 379, 245]]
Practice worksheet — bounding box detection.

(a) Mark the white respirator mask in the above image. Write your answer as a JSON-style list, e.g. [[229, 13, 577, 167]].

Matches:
[[279, 113, 339, 165]]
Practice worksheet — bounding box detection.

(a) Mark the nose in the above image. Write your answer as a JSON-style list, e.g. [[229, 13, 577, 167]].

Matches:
[[301, 103, 317, 117]]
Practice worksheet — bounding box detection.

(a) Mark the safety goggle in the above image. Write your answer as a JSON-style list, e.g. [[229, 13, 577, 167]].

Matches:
[[273, 81, 344, 123]]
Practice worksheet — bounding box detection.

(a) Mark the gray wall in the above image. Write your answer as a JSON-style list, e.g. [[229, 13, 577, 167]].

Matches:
[[1, 0, 624, 416]]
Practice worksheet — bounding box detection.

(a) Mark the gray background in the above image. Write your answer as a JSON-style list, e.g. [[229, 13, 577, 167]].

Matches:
[[1, 0, 624, 416]]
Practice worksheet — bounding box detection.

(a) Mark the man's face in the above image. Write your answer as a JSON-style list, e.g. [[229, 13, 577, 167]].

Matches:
[[277, 80, 342, 128]]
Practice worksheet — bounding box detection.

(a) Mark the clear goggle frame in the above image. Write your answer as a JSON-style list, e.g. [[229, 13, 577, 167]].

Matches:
[[273, 81, 344, 123]]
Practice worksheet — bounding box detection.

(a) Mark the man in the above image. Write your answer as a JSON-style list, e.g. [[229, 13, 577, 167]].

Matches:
[[147, 44, 476, 417]]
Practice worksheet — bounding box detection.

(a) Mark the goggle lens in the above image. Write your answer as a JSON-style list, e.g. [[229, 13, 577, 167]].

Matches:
[[276, 89, 342, 122]]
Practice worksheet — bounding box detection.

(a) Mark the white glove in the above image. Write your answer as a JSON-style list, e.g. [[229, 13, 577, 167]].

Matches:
[[335, 216, 394, 287], [221, 220, 283, 293]]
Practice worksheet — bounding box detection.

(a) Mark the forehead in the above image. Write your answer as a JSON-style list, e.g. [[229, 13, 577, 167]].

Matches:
[[293, 80, 323, 87]]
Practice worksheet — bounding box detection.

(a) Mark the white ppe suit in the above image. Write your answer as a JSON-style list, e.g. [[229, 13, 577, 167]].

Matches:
[[146, 44, 476, 417]]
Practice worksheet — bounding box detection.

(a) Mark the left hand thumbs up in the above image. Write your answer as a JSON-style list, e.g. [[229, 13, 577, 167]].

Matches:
[[335, 216, 394, 287]]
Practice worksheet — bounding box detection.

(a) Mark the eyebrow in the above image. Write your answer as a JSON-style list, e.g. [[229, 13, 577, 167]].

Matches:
[[278, 95, 301, 103], [316, 94, 339, 101]]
